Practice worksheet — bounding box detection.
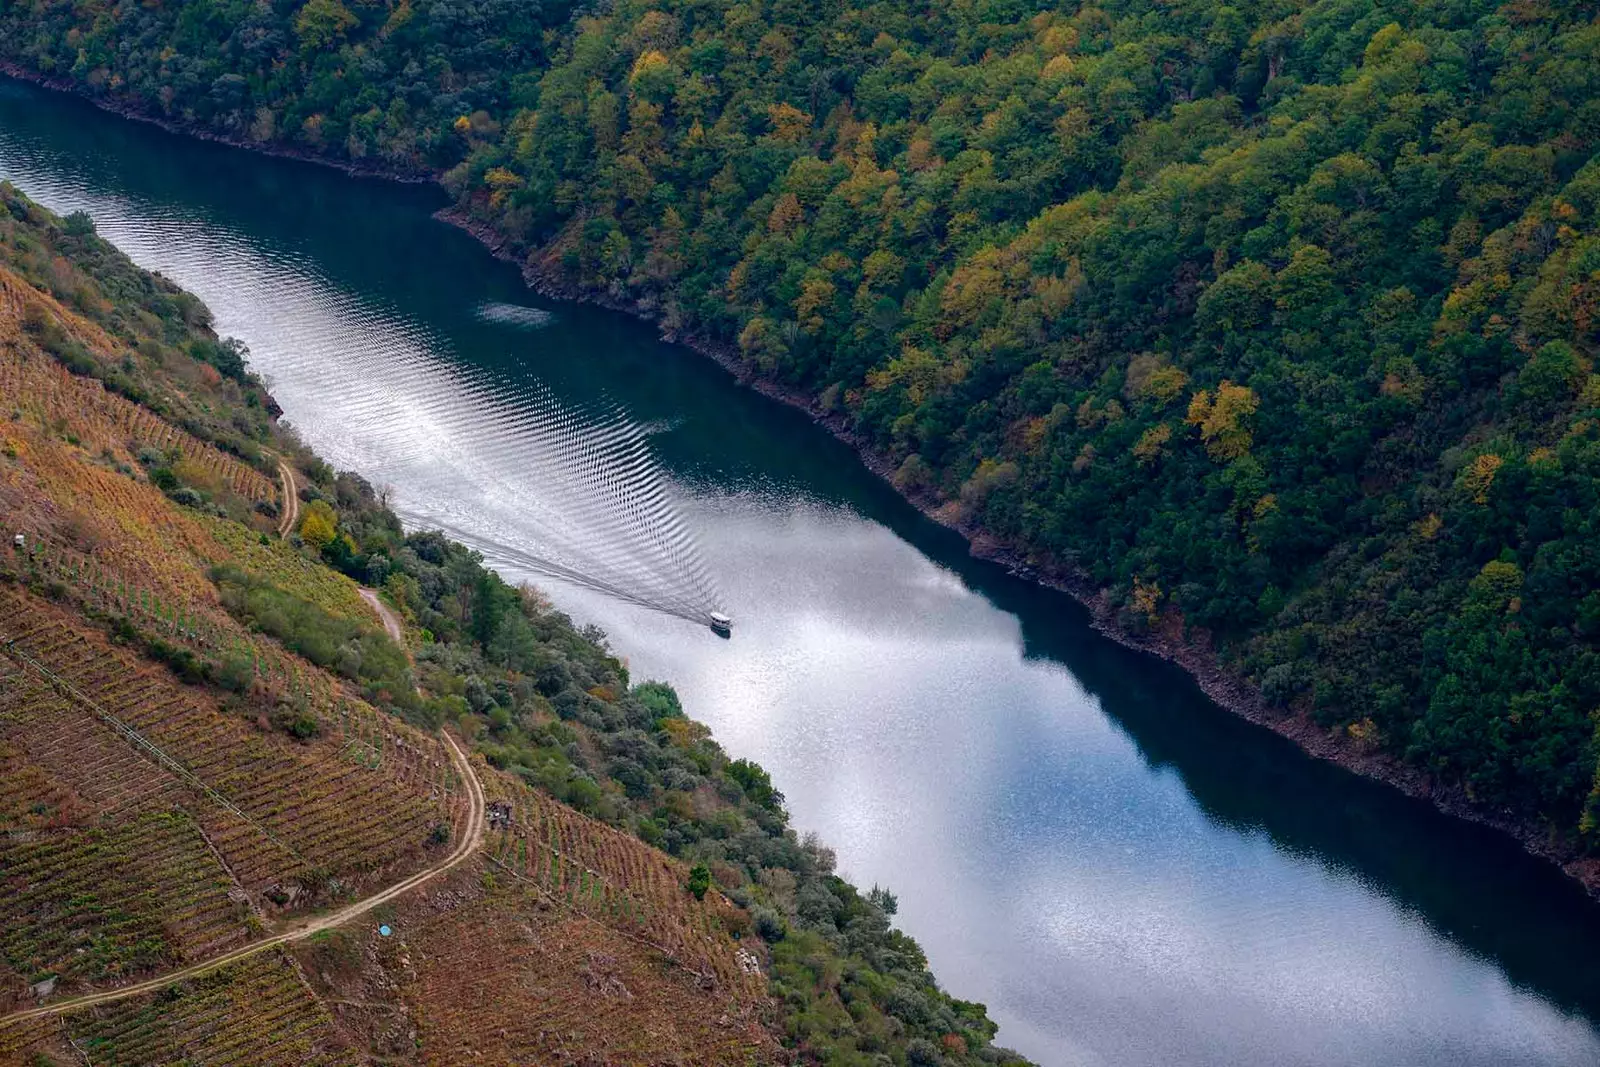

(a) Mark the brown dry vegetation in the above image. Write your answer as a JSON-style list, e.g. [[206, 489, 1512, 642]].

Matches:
[[480, 773, 766, 992], [296, 820, 777, 1065], [0, 949, 360, 1066], [0, 589, 461, 1001], [0, 264, 275, 496]]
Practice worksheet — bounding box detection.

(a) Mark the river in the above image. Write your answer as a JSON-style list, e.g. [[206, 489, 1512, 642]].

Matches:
[[5, 77, 1600, 1066]]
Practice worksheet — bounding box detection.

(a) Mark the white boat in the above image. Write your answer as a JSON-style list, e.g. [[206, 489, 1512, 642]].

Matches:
[[709, 611, 732, 636]]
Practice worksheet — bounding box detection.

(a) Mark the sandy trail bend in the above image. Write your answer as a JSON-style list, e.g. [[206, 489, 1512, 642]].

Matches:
[[0, 732, 486, 1025], [360, 587, 405, 645], [275, 460, 299, 538]]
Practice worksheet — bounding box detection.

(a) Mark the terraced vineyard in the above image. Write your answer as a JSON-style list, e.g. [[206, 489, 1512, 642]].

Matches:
[[0, 655, 182, 823], [6, 533, 438, 779], [0, 737, 90, 829], [0, 266, 428, 771], [0, 950, 358, 1066], [0, 651, 256, 1016], [1, 806, 249, 988], [482, 773, 764, 997], [295, 761, 775, 1066], [0, 589, 464, 938], [0, 424, 270, 615], [0, 409, 422, 772], [385, 889, 776, 1067], [0, 308, 277, 504]]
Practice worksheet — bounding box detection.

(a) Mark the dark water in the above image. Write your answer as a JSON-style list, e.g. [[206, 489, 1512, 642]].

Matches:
[[5, 77, 1600, 1066]]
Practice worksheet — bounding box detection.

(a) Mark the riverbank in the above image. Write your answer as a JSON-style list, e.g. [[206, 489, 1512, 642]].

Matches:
[[0, 62, 434, 184], [8, 64, 1594, 900], [442, 202, 1600, 900]]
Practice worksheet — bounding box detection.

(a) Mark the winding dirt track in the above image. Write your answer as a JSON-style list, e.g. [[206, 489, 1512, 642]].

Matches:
[[0, 732, 486, 1025], [275, 459, 299, 538], [359, 587, 405, 645]]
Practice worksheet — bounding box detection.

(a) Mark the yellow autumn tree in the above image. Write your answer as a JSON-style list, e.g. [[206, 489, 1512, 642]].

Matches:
[[861, 249, 904, 291], [299, 499, 338, 549], [959, 458, 1019, 512], [867, 345, 943, 406], [483, 166, 522, 207], [794, 275, 836, 333], [1470, 558, 1523, 610], [1131, 577, 1161, 621], [1460, 453, 1504, 504], [628, 50, 676, 101], [294, 0, 357, 50], [1185, 381, 1259, 461], [1124, 353, 1189, 407], [1132, 423, 1172, 465], [767, 102, 812, 145], [737, 315, 787, 373], [1042, 54, 1076, 82], [938, 249, 1009, 336], [767, 192, 804, 235]]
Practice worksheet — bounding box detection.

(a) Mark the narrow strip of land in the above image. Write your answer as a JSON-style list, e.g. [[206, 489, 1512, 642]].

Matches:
[[0, 733, 486, 1024], [275, 459, 299, 538]]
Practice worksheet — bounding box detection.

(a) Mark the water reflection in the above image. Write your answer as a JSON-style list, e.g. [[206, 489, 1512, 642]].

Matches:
[[4, 76, 1600, 1066]]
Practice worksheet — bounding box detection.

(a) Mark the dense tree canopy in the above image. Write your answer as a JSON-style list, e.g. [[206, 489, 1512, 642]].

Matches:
[[3, 0, 565, 168], [7, 0, 1600, 847]]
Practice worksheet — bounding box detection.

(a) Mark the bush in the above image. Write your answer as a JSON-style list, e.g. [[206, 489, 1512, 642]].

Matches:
[[61, 209, 95, 236], [271, 705, 321, 741], [753, 907, 786, 942]]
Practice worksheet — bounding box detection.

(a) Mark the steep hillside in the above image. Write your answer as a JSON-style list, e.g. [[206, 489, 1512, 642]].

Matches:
[[3, 0, 1597, 863], [0, 185, 1026, 1064]]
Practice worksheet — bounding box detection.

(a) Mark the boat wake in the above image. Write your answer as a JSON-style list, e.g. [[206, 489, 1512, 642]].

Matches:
[[415, 390, 722, 625], [477, 302, 554, 329], [0, 158, 721, 627]]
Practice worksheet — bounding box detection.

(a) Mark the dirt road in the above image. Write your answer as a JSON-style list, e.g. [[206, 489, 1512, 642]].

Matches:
[[275, 460, 299, 538], [0, 732, 486, 1025], [360, 587, 405, 645]]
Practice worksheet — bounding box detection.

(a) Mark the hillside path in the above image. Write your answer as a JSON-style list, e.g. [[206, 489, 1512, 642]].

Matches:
[[360, 587, 405, 645], [0, 732, 486, 1025], [275, 460, 299, 538]]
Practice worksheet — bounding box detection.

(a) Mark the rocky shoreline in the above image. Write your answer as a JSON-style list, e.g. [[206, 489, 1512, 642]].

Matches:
[[6, 64, 1595, 898]]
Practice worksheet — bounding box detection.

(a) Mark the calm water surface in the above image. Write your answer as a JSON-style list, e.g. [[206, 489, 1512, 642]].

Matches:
[[5, 78, 1600, 1066]]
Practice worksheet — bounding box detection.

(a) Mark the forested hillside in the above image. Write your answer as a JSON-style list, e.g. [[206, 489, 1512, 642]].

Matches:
[[0, 185, 1027, 1064], [5, 0, 1600, 856]]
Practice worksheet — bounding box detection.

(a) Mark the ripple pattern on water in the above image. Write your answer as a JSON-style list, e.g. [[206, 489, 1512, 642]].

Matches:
[[1, 162, 719, 624], [477, 301, 554, 328]]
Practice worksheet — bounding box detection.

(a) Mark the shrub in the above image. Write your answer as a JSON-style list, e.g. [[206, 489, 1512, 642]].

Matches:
[[753, 907, 786, 942], [687, 863, 711, 900]]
